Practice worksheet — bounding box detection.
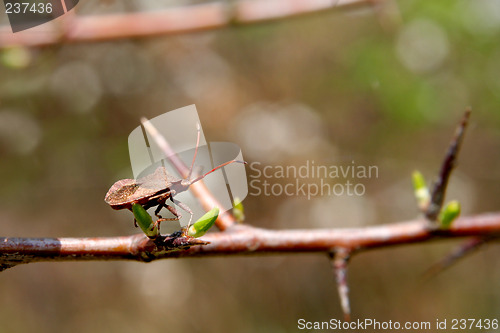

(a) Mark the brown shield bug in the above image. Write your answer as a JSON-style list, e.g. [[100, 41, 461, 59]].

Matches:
[[104, 124, 245, 234]]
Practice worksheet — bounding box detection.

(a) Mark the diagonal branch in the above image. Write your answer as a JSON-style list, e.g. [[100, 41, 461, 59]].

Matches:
[[425, 109, 471, 221], [0, 0, 374, 48], [422, 236, 495, 282], [140, 118, 237, 231]]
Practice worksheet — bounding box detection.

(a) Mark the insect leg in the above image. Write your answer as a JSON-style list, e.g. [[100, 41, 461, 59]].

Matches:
[[153, 194, 173, 218], [152, 202, 183, 234], [170, 197, 194, 229], [187, 123, 201, 181], [154, 202, 165, 218], [164, 204, 182, 220]]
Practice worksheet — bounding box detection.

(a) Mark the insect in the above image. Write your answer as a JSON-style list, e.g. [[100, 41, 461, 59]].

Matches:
[[104, 124, 244, 235]]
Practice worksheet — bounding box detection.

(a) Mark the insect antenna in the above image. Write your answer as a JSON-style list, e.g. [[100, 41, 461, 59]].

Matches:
[[189, 159, 247, 185], [187, 123, 201, 181]]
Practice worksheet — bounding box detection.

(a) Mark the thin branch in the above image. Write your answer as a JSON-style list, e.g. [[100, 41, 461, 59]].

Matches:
[[0, 0, 374, 48], [1, 213, 500, 271], [422, 236, 494, 282], [425, 109, 471, 221], [140, 117, 192, 180]]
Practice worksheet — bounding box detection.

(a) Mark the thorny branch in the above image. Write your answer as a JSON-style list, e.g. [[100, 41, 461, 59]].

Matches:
[[1, 213, 500, 270], [0, 0, 375, 48], [1, 110, 499, 320], [425, 108, 471, 221], [422, 236, 493, 282], [417, 110, 494, 287], [329, 248, 351, 322]]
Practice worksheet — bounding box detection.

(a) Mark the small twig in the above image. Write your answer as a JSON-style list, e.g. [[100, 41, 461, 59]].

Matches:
[[141, 118, 238, 231], [329, 248, 351, 321], [422, 236, 493, 282], [0, 0, 374, 48], [425, 109, 471, 221]]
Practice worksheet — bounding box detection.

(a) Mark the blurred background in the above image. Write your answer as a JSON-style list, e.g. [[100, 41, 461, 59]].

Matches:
[[0, 0, 499, 332]]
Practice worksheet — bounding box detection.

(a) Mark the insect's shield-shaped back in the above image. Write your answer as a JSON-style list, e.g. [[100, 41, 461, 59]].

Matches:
[[128, 105, 248, 232]]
